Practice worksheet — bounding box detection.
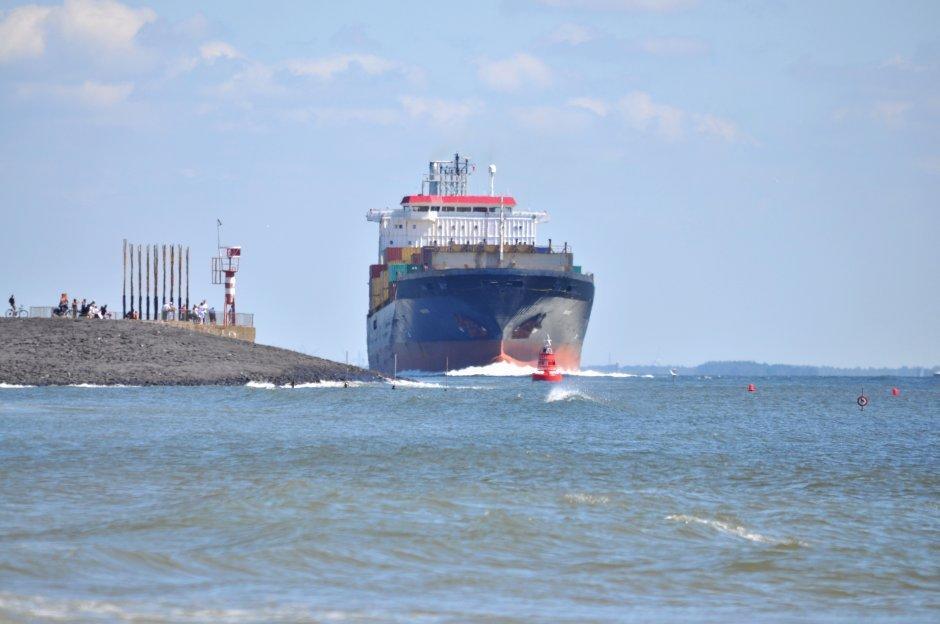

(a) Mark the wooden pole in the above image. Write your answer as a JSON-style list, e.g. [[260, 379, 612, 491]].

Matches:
[[137, 245, 142, 316], [170, 245, 175, 314], [185, 246, 190, 312], [122, 239, 127, 318], [177, 244, 182, 313], [162, 244, 166, 311], [145, 244, 150, 320], [129, 243, 134, 315], [153, 244, 158, 320]]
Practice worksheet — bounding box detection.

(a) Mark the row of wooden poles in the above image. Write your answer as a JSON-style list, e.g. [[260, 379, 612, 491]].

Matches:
[[122, 240, 190, 320]]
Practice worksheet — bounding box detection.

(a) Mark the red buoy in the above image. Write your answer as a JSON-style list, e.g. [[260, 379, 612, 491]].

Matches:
[[747, 383, 757, 392], [532, 336, 563, 382], [891, 387, 900, 396]]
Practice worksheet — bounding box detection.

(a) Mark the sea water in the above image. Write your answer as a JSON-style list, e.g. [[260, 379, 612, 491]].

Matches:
[[0, 376, 937, 622]]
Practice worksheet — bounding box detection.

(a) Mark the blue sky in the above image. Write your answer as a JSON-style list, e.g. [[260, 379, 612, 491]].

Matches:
[[1, 0, 937, 368]]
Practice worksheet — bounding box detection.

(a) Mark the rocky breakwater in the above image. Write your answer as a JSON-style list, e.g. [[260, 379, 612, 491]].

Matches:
[[0, 318, 380, 386]]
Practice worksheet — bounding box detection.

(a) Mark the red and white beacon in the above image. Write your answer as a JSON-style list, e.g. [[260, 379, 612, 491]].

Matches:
[[532, 336, 564, 382]]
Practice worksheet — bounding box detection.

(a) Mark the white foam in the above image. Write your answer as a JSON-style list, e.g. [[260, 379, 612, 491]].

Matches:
[[445, 361, 651, 378], [569, 369, 638, 378], [563, 493, 610, 505], [284, 381, 364, 388], [245, 381, 277, 389], [666, 514, 805, 546], [67, 384, 140, 388], [545, 387, 595, 403], [0, 382, 34, 388], [446, 361, 538, 377], [386, 378, 445, 388]]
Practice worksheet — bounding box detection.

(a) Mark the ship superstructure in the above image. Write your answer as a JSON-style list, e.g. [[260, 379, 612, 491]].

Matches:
[[366, 154, 594, 375]]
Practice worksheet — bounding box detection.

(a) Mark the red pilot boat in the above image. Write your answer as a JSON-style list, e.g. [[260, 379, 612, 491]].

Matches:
[[532, 337, 564, 382]]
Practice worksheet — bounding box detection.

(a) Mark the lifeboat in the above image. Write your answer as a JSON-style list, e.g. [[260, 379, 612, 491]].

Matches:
[[532, 336, 564, 382]]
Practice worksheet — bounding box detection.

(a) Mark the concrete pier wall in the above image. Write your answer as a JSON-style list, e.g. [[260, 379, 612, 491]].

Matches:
[[157, 320, 256, 343]]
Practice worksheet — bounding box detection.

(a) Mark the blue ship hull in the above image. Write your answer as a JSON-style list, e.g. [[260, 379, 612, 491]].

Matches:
[[367, 269, 594, 375]]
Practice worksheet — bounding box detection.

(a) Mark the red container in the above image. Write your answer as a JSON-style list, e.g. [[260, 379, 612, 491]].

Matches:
[[370, 263, 387, 279], [386, 247, 403, 262]]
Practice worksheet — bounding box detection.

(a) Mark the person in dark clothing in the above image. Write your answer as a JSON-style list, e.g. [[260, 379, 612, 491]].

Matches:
[[71, 298, 78, 318], [8, 294, 14, 311]]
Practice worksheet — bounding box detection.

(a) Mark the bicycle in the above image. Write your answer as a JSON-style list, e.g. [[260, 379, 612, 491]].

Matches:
[[5, 306, 28, 318]]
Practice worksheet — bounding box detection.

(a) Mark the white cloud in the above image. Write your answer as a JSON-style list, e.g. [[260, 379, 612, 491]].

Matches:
[[200, 41, 242, 63], [637, 36, 708, 57], [478, 53, 552, 92], [567, 96, 608, 116], [513, 105, 592, 132], [0, 0, 155, 63], [693, 113, 742, 142], [285, 107, 400, 126], [871, 100, 912, 125], [917, 157, 940, 175], [55, 0, 155, 52], [286, 53, 399, 79], [547, 23, 596, 45], [0, 5, 53, 62], [399, 96, 482, 127], [534, 0, 696, 12], [618, 91, 684, 140], [212, 62, 285, 100], [17, 80, 133, 106], [880, 54, 925, 72], [569, 93, 747, 143]]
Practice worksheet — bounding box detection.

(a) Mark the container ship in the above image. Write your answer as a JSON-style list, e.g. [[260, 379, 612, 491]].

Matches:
[[366, 154, 594, 375]]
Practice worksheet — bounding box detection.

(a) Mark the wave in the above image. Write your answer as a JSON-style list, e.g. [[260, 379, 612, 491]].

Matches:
[[245, 381, 278, 389], [0, 591, 382, 623], [571, 370, 639, 378], [67, 383, 140, 388], [563, 493, 610, 505], [545, 387, 597, 403], [0, 383, 34, 388], [446, 361, 537, 377], [386, 379, 445, 389], [245, 380, 365, 389], [445, 361, 653, 378], [666, 514, 805, 547]]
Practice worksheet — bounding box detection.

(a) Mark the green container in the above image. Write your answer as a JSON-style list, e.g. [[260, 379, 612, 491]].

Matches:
[[572, 265, 582, 274], [388, 264, 409, 282]]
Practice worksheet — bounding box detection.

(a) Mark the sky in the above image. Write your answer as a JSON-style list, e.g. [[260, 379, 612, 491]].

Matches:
[[0, 0, 938, 369]]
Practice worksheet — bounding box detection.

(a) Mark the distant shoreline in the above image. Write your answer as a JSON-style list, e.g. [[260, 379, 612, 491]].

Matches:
[[586, 361, 939, 378], [0, 319, 381, 387]]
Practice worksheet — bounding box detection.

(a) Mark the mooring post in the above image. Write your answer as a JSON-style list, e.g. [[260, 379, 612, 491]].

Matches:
[[153, 244, 158, 320], [145, 244, 150, 320], [122, 239, 127, 319], [129, 243, 135, 316], [177, 244, 182, 314], [170, 245, 175, 316], [185, 246, 190, 313], [162, 244, 166, 314], [138, 245, 142, 317]]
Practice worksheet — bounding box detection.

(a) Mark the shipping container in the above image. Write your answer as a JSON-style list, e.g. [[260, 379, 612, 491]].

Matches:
[[386, 247, 403, 262], [388, 264, 410, 282], [370, 263, 387, 278], [572, 265, 582, 274]]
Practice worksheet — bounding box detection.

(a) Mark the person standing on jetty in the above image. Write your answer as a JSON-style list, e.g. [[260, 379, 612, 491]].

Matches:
[[71, 298, 78, 318], [8, 294, 14, 313]]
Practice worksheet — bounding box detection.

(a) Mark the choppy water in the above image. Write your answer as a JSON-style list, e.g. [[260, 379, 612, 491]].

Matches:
[[0, 376, 937, 622]]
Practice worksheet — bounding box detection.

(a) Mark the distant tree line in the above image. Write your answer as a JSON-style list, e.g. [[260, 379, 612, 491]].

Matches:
[[589, 360, 939, 377]]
